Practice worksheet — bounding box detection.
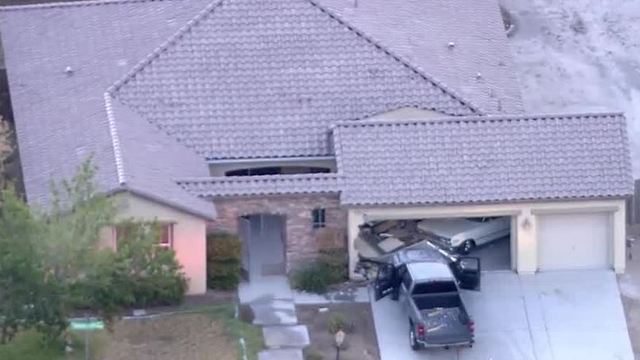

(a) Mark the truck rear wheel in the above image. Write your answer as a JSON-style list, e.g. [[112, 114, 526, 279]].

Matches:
[[409, 322, 421, 351]]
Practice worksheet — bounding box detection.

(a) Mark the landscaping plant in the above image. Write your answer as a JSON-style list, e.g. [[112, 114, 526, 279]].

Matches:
[[0, 159, 187, 343], [206, 232, 242, 290], [291, 248, 347, 294]]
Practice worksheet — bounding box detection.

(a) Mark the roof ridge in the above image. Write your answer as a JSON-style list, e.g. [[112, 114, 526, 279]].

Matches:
[[107, 0, 224, 94], [103, 92, 126, 185], [306, 0, 482, 114], [0, 0, 172, 11], [331, 111, 625, 129]]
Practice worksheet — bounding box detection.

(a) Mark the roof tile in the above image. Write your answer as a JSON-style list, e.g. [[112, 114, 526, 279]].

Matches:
[[112, 0, 477, 160], [332, 113, 634, 206], [178, 173, 341, 197]]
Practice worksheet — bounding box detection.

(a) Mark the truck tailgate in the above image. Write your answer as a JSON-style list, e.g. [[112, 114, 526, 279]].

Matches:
[[420, 307, 472, 345]]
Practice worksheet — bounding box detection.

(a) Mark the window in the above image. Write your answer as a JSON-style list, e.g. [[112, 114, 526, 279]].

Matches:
[[158, 224, 174, 249], [114, 223, 174, 249], [312, 208, 326, 229]]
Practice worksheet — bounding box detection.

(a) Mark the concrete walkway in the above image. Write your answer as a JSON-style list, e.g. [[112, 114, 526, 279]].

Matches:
[[240, 276, 309, 360]]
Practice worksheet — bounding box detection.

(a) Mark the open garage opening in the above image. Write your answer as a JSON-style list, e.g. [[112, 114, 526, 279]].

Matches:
[[356, 215, 516, 272]]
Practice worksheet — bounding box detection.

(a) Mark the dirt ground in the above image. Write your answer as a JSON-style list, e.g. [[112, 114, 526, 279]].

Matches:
[[99, 311, 238, 360], [297, 303, 379, 360]]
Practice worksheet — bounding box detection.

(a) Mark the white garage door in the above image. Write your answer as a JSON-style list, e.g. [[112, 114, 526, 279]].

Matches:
[[537, 212, 611, 270]]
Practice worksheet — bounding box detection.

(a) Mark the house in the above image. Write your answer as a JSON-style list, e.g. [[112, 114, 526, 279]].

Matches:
[[0, 0, 632, 295]]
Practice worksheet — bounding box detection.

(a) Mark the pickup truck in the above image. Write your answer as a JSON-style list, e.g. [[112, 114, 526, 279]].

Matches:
[[372, 245, 480, 350]]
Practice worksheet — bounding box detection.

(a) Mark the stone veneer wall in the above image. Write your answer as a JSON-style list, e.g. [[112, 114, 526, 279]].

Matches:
[[209, 194, 347, 269]]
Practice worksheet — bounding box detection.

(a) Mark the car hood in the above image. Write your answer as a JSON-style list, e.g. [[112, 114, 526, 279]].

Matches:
[[417, 218, 477, 238]]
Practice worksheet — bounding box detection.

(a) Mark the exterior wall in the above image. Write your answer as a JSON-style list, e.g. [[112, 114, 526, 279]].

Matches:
[[105, 192, 208, 295], [210, 194, 347, 270], [347, 199, 627, 277], [209, 158, 337, 176]]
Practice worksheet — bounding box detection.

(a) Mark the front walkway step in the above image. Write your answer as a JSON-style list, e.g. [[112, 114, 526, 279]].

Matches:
[[258, 349, 303, 360], [262, 325, 310, 349], [250, 299, 297, 326]]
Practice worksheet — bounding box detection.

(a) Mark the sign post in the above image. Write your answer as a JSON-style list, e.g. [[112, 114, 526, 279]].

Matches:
[[69, 316, 105, 360]]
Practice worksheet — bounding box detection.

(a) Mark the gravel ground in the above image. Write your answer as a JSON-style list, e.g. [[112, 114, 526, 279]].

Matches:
[[100, 311, 238, 360], [297, 303, 380, 360]]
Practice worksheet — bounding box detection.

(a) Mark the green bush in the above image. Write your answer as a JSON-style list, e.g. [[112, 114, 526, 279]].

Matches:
[[207, 232, 242, 290], [71, 221, 188, 315], [327, 312, 354, 334], [291, 249, 347, 294]]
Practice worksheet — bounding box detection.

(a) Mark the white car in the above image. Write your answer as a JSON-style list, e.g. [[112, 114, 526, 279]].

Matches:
[[417, 217, 510, 254]]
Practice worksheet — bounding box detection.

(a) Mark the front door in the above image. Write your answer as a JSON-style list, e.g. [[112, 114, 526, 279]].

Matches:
[[247, 214, 286, 279]]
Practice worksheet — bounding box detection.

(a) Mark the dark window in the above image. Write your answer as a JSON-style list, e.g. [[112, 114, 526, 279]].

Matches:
[[226, 167, 282, 176], [412, 281, 457, 295], [312, 208, 326, 229], [401, 269, 412, 290], [225, 166, 331, 177], [309, 167, 331, 173]]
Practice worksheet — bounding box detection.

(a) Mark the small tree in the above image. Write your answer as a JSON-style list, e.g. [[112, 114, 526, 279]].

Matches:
[[0, 117, 13, 190], [108, 221, 187, 308]]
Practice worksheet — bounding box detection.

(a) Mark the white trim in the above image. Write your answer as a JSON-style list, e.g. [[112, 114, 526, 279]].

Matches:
[[104, 92, 126, 185]]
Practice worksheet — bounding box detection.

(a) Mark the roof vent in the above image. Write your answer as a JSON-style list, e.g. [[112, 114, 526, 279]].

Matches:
[[475, 72, 483, 80], [447, 42, 456, 49], [64, 66, 74, 75]]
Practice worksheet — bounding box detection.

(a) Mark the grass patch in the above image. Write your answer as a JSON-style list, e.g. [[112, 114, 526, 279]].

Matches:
[[205, 303, 264, 360], [0, 303, 262, 360], [0, 329, 105, 360]]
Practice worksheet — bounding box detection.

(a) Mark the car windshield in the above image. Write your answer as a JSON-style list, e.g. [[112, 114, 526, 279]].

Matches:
[[412, 281, 457, 295], [467, 217, 488, 223]]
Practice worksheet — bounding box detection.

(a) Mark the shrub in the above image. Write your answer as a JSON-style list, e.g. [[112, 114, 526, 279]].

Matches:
[[318, 248, 348, 282], [207, 232, 242, 290], [291, 248, 348, 294], [112, 221, 188, 308], [71, 221, 188, 317], [327, 312, 354, 334], [291, 261, 334, 294]]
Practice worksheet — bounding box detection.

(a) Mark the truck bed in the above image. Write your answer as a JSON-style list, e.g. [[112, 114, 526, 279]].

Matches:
[[412, 293, 472, 346]]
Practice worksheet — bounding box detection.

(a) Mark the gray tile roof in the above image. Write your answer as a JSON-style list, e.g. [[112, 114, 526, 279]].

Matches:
[[332, 113, 634, 206], [317, 0, 524, 114], [177, 173, 340, 198], [0, 0, 214, 212], [107, 95, 215, 219], [111, 0, 478, 160]]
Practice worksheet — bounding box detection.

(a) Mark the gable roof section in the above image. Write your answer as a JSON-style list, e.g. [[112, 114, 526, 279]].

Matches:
[[106, 95, 215, 219], [0, 0, 214, 212], [317, 0, 524, 114], [111, 0, 478, 161], [332, 113, 633, 206]]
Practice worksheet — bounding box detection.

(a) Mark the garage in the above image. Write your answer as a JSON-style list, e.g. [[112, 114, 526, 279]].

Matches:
[[356, 215, 515, 272], [333, 114, 632, 277], [537, 212, 612, 271]]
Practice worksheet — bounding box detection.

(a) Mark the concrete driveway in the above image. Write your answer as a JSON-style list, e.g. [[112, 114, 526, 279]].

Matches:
[[371, 271, 634, 360]]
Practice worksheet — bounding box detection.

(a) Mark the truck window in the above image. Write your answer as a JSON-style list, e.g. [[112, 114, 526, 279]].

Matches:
[[412, 281, 457, 295], [402, 270, 412, 290]]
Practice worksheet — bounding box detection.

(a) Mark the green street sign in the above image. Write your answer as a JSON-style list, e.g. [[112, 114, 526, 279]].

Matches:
[[69, 319, 104, 331]]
